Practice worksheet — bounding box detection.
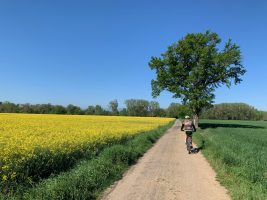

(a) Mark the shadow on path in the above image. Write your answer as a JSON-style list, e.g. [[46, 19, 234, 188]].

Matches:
[[191, 140, 205, 154]]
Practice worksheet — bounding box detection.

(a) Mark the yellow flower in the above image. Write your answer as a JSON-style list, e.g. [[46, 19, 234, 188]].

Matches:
[[11, 172, 17, 180], [0, 113, 174, 185], [2, 175, 8, 181], [2, 165, 9, 170]]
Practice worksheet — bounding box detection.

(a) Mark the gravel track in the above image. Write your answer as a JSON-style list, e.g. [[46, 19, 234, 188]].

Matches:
[[101, 120, 230, 200]]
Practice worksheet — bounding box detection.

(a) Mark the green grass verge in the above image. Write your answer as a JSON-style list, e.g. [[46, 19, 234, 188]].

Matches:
[[1, 121, 174, 200], [194, 119, 267, 200]]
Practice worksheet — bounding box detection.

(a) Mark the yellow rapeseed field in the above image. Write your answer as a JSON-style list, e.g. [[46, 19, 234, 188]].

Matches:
[[0, 113, 173, 188]]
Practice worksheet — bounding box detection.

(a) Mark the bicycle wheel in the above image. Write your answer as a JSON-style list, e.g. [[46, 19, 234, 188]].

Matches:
[[186, 136, 193, 152]]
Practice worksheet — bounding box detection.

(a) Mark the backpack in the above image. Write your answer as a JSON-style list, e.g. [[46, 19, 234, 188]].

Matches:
[[184, 120, 193, 131]]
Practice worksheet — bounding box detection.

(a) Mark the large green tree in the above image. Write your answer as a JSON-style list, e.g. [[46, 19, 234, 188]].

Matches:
[[149, 31, 246, 127]]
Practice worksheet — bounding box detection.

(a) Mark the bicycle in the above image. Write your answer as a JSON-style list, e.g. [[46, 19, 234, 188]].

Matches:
[[186, 135, 193, 154], [186, 135, 199, 154], [181, 116, 198, 154]]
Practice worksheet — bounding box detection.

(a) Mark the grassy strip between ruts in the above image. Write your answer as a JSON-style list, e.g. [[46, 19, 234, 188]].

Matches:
[[1, 121, 174, 200], [194, 119, 267, 200]]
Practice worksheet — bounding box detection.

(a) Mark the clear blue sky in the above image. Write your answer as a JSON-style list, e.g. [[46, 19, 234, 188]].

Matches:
[[0, 0, 267, 110]]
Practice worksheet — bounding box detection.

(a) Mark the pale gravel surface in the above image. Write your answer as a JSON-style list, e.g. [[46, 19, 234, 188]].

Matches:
[[101, 120, 230, 200]]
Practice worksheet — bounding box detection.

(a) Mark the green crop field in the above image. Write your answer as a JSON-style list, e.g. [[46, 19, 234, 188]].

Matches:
[[194, 119, 267, 200]]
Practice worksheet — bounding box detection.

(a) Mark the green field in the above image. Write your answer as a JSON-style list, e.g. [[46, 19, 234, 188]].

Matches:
[[194, 119, 267, 200]]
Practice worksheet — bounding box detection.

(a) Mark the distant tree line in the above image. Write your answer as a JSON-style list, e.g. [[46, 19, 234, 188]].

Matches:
[[1, 101, 266, 120], [0, 100, 191, 118], [201, 103, 267, 121]]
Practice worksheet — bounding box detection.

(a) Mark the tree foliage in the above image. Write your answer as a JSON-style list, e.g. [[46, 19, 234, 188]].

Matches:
[[166, 103, 191, 118], [124, 99, 149, 117], [109, 99, 119, 115], [148, 101, 161, 117], [95, 105, 104, 115], [86, 106, 95, 115], [3, 100, 265, 120], [66, 104, 83, 115], [0, 102, 69, 114], [149, 31, 246, 125], [201, 103, 263, 120]]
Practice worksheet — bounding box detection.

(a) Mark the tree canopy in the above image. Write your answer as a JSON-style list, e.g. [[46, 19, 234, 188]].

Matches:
[[201, 103, 263, 120], [109, 99, 119, 115], [149, 31, 246, 126]]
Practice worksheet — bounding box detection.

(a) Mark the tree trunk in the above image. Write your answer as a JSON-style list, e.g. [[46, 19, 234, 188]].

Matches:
[[193, 114, 199, 128]]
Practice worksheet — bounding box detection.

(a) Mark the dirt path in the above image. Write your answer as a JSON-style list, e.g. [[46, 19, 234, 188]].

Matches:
[[101, 120, 230, 200]]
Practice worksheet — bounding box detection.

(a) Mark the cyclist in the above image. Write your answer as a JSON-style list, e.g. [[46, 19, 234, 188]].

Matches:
[[181, 116, 196, 153]]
